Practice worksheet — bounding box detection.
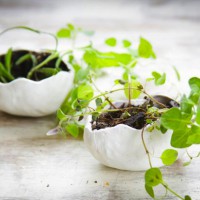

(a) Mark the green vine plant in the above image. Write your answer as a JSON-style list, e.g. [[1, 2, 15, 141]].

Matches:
[[55, 24, 169, 126], [57, 75, 199, 200], [46, 24, 200, 200], [55, 73, 199, 200]]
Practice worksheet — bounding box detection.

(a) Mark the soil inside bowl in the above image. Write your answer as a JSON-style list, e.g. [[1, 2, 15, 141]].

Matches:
[[0, 50, 70, 81], [91, 96, 179, 130]]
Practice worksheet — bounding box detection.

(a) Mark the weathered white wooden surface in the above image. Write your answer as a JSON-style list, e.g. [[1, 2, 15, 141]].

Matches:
[[0, 0, 200, 199], [0, 112, 200, 200]]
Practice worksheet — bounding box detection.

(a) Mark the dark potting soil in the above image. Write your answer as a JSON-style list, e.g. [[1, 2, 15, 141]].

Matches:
[[91, 96, 179, 130], [0, 50, 70, 81]]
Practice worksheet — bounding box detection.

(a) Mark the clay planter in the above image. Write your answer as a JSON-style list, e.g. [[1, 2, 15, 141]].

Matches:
[[0, 50, 74, 117], [84, 99, 178, 171]]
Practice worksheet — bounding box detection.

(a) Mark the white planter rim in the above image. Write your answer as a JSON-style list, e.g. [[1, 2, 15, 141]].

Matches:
[[86, 114, 154, 133], [0, 71, 71, 86], [87, 99, 152, 132]]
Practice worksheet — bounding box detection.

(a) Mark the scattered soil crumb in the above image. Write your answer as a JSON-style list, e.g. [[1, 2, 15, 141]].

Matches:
[[104, 182, 110, 187]]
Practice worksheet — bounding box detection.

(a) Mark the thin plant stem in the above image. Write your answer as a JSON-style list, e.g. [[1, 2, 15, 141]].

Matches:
[[90, 76, 117, 109], [89, 87, 168, 109], [186, 149, 193, 160], [140, 125, 185, 200], [105, 97, 117, 109], [162, 183, 185, 200], [143, 91, 167, 108], [128, 74, 131, 106], [88, 87, 141, 103], [0, 26, 58, 50], [141, 126, 153, 168], [27, 52, 59, 79]]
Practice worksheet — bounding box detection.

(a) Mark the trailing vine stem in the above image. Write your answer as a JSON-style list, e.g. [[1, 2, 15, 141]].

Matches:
[[90, 76, 117, 109], [88, 87, 167, 108], [186, 149, 193, 161], [141, 126, 153, 168], [185, 149, 200, 164], [162, 183, 185, 200], [143, 91, 167, 108], [128, 74, 132, 106], [0, 26, 58, 51], [141, 125, 186, 200]]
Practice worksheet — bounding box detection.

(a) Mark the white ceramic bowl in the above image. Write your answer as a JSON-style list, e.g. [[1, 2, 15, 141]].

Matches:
[[0, 71, 74, 117], [84, 100, 177, 171]]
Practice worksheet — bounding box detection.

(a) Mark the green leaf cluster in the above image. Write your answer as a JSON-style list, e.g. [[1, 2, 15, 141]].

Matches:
[[151, 71, 166, 85], [161, 77, 200, 148], [83, 48, 132, 68]]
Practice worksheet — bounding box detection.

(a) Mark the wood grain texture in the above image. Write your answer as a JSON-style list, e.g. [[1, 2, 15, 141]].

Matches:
[[0, 112, 199, 200], [0, 0, 200, 199]]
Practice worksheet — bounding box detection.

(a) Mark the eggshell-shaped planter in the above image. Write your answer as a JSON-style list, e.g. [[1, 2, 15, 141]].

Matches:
[[84, 100, 175, 171], [0, 71, 74, 117]]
